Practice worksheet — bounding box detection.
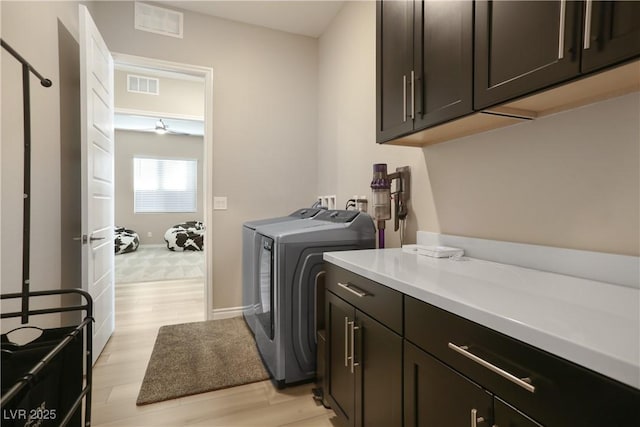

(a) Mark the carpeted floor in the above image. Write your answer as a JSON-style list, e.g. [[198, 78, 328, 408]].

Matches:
[[115, 244, 205, 284], [136, 317, 270, 405]]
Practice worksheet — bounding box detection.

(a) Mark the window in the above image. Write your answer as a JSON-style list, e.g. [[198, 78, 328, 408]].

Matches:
[[134, 157, 197, 213]]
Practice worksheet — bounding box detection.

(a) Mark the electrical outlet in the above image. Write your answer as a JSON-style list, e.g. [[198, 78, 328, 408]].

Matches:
[[147, 231, 152, 238], [318, 195, 337, 209], [357, 195, 368, 213]]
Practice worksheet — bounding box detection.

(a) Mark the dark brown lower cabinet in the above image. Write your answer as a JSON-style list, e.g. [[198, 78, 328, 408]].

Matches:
[[327, 292, 355, 423], [404, 340, 493, 426], [325, 264, 640, 427], [404, 340, 544, 427], [494, 398, 542, 427], [326, 290, 402, 427], [404, 295, 640, 427]]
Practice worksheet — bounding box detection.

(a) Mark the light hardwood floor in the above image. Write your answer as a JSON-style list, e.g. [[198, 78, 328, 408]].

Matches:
[[91, 279, 337, 426]]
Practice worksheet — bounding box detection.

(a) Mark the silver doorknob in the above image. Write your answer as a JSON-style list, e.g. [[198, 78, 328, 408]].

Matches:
[[72, 235, 105, 244], [73, 235, 88, 244]]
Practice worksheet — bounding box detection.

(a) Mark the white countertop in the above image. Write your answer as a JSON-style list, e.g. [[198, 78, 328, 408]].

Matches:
[[324, 248, 640, 390]]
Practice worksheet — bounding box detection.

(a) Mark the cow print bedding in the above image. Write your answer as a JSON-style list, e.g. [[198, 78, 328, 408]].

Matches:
[[164, 221, 205, 251], [115, 227, 140, 255]]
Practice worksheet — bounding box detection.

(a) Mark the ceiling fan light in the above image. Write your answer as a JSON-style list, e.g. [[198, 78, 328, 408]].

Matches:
[[155, 119, 168, 134]]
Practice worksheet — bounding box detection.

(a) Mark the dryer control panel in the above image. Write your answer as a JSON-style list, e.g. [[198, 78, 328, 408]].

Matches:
[[289, 208, 321, 218], [314, 210, 360, 223]]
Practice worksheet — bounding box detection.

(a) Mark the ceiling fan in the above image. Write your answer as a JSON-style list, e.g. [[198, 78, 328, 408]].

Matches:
[[152, 118, 190, 135], [113, 114, 204, 136]]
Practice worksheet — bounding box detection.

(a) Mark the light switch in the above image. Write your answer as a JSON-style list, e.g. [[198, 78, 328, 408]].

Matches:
[[213, 196, 227, 210]]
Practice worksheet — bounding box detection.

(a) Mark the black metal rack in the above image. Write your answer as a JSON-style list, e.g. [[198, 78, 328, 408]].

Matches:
[[1, 38, 93, 427]]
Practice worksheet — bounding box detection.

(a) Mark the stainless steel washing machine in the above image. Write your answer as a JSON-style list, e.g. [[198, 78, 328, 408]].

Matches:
[[242, 208, 321, 335], [253, 210, 375, 386]]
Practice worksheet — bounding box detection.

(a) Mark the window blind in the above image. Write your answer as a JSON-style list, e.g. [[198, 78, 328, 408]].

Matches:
[[134, 157, 197, 213]]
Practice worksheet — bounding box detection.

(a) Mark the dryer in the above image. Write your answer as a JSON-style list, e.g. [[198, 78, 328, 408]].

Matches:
[[242, 208, 321, 335], [253, 210, 375, 386]]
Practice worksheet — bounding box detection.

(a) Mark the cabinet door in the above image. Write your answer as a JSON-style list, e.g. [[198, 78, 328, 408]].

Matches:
[[376, 0, 415, 143], [326, 291, 355, 426], [354, 310, 402, 427], [494, 398, 542, 427], [474, 0, 582, 109], [582, 0, 640, 72], [406, 295, 640, 427], [404, 341, 493, 427], [413, 0, 473, 130]]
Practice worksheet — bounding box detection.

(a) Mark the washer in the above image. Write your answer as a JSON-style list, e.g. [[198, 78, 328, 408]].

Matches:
[[242, 208, 320, 335], [253, 210, 375, 386]]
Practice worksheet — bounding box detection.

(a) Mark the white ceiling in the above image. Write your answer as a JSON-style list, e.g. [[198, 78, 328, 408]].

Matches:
[[160, 1, 345, 38]]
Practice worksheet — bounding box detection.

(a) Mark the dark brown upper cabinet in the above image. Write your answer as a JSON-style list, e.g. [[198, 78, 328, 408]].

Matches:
[[414, 1, 474, 132], [378, 0, 640, 147], [474, 0, 583, 110], [582, 0, 640, 73], [474, 0, 640, 111], [376, 0, 415, 143], [377, 0, 473, 143]]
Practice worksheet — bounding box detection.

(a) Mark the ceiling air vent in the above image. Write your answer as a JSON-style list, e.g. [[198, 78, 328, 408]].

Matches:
[[127, 75, 159, 95], [134, 2, 183, 39]]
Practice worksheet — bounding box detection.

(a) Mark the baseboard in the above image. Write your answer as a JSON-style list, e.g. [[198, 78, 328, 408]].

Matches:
[[210, 306, 247, 320]]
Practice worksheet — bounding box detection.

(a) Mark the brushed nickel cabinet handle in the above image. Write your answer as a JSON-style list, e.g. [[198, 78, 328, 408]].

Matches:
[[471, 409, 485, 427], [349, 321, 360, 373], [337, 282, 368, 298], [448, 342, 535, 393], [410, 70, 415, 120], [402, 75, 407, 122], [344, 316, 349, 367], [584, 0, 593, 50], [558, 0, 566, 59]]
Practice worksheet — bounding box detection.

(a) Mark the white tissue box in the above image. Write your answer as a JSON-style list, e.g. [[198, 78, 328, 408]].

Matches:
[[417, 245, 464, 258], [402, 244, 418, 254]]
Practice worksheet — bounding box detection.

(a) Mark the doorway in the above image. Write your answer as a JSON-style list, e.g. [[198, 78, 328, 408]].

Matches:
[[111, 53, 214, 322]]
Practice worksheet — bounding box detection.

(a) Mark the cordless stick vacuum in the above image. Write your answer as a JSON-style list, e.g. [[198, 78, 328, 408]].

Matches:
[[370, 164, 410, 248]]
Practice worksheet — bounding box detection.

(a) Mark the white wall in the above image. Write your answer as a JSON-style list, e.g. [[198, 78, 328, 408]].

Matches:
[[317, 1, 435, 249], [1, 1, 90, 329], [423, 93, 640, 255], [318, 1, 639, 256], [91, 1, 319, 310], [114, 69, 205, 118]]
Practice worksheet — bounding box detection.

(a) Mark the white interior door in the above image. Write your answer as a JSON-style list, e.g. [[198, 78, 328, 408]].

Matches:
[[79, 4, 115, 364]]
